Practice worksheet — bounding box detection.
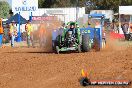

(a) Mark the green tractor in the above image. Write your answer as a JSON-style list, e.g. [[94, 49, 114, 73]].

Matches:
[[52, 14, 105, 54], [52, 22, 90, 54]]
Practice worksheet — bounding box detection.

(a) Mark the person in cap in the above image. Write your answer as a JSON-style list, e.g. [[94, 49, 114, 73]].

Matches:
[[68, 22, 76, 35], [25, 20, 34, 47], [9, 20, 17, 47]]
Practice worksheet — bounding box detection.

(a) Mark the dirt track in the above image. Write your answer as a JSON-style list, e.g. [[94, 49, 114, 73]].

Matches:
[[0, 40, 132, 88]]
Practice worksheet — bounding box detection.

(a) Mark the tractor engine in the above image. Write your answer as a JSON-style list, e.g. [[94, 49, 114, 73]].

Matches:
[[65, 30, 76, 47], [52, 22, 83, 54]]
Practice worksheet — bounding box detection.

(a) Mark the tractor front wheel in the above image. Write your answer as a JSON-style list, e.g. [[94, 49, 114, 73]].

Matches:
[[78, 44, 82, 53], [56, 46, 59, 54]]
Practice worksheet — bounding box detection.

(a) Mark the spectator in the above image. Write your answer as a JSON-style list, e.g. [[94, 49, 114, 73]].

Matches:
[[25, 20, 34, 48], [9, 21, 17, 47]]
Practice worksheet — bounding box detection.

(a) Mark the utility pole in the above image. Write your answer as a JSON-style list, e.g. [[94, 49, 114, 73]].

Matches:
[[76, 0, 79, 21]]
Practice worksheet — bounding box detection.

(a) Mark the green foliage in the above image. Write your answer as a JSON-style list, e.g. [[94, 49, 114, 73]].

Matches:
[[38, 0, 132, 12], [0, 1, 10, 18], [38, 0, 44, 8]]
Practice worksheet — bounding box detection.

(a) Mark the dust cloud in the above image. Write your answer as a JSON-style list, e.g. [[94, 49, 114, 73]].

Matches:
[[32, 16, 62, 52]]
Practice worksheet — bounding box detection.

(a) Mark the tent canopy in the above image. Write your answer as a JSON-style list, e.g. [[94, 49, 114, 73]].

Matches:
[[119, 6, 132, 15], [6, 13, 27, 24]]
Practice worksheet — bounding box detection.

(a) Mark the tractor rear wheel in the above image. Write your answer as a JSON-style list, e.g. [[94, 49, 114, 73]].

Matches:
[[82, 34, 90, 52], [94, 37, 100, 51]]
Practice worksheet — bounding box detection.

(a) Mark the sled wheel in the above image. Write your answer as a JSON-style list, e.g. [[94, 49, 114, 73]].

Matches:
[[94, 38, 100, 51]]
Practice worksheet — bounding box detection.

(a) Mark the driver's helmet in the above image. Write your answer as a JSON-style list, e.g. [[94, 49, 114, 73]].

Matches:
[[70, 22, 75, 29]]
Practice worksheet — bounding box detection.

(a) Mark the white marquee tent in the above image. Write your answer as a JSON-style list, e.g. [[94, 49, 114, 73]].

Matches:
[[119, 6, 132, 15], [119, 6, 132, 34]]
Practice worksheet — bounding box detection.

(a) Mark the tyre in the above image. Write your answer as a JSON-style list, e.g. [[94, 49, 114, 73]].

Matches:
[[130, 33, 132, 41], [78, 44, 82, 53], [52, 40, 56, 51], [125, 34, 130, 41], [82, 34, 90, 52], [94, 37, 100, 51], [102, 38, 106, 49], [56, 46, 59, 54]]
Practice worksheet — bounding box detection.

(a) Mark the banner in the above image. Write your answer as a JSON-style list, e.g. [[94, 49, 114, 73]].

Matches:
[[12, 0, 38, 12]]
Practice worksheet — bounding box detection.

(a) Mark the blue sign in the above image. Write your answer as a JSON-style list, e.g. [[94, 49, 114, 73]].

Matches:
[[15, 6, 37, 12]]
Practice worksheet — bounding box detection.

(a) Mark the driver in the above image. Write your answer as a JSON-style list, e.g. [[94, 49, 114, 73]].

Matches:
[[68, 23, 76, 35]]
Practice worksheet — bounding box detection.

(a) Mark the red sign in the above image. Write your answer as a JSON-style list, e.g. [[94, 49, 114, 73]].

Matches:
[[32, 16, 54, 21]]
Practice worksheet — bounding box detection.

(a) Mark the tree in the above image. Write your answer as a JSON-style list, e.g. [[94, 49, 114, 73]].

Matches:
[[38, 0, 132, 12], [0, 1, 10, 18], [38, 0, 45, 8], [9, 9, 13, 17], [38, 0, 56, 8]]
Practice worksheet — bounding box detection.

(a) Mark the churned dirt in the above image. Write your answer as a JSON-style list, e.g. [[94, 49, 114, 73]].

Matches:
[[0, 36, 132, 88]]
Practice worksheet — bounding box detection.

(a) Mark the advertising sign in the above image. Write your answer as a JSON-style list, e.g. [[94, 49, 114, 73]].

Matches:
[[32, 16, 55, 21], [46, 10, 64, 14], [12, 0, 38, 12]]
